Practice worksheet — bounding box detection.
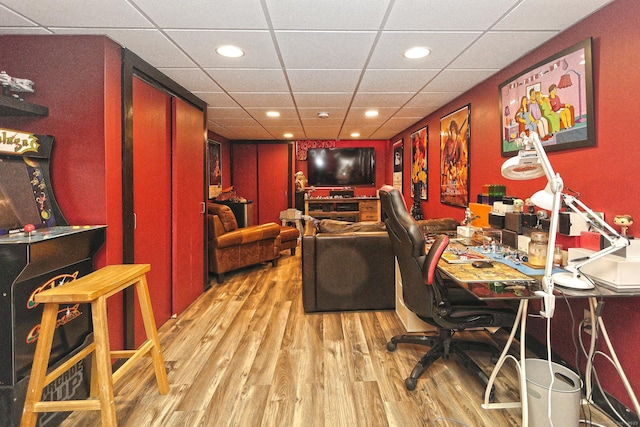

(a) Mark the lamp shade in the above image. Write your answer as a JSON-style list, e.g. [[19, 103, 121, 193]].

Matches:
[[558, 74, 573, 89], [531, 183, 554, 210], [501, 152, 545, 180]]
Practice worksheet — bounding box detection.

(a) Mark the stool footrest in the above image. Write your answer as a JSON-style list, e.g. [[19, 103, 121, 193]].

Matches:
[[43, 343, 96, 389], [33, 399, 101, 413], [112, 341, 155, 385]]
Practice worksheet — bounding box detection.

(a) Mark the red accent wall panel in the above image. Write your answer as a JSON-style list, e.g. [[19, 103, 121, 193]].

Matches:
[[132, 77, 173, 345], [257, 144, 290, 224], [172, 98, 205, 315], [232, 144, 259, 224]]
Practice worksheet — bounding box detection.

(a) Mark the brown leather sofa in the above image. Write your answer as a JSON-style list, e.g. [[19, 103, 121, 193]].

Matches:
[[302, 220, 396, 312], [207, 203, 281, 283]]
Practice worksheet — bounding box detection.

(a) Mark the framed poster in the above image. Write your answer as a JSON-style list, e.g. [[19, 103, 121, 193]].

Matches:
[[500, 37, 594, 156], [440, 104, 470, 207], [410, 127, 427, 200], [392, 139, 403, 192], [207, 140, 222, 199]]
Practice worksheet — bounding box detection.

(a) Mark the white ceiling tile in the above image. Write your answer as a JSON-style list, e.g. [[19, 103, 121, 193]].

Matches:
[[384, 0, 520, 31], [157, 68, 220, 92], [276, 31, 377, 69], [297, 107, 348, 119], [351, 92, 415, 108], [166, 30, 280, 68], [205, 69, 288, 92], [229, 92, 295, 108], [286, 69, 361, 92], [133, 0, 269, 29], [265, 0, 391, 31], [423, 69, 498, 93], [0, 5, 37, 26], [207, 108, 253, 119], [369, 31, 482, 69], [405, 92, 462, 108], [199, 93, 238, 108], [494, 0, 614, 31], [451, 31, 558, 69], [1, 0, 153, 27], [359, 69, 439, 93], [293, 93, 353, 109]]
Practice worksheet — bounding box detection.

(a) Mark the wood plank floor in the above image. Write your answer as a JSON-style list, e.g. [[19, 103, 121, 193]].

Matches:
[[60, 251, 614, 426]]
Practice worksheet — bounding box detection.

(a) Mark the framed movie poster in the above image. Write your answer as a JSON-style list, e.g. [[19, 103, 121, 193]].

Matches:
[[208, 140, 222, 199], [500, 37, 594, 156], [440, 105, 470, 207], [410, 127, 427, 200], [392, 139, 403, 192]]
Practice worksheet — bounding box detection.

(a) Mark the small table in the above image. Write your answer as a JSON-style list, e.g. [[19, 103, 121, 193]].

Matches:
[[438, 251, 640, 427]]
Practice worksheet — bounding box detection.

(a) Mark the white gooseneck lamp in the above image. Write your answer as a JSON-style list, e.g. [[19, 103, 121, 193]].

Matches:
[[501, 132, 629, 318]]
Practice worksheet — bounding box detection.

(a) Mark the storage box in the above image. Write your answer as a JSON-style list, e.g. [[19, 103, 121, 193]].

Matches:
[[457, 225, 475, 238], [568, 248, 640, 290], [558, 212, 590, 236]]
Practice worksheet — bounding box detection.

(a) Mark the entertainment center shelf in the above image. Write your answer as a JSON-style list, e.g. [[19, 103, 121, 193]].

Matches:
[[305, 197, 380, 222]]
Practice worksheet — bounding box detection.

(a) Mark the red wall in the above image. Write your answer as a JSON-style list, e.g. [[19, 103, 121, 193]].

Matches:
[[390, 0, 640, 409], [0, 35, 126, 347]]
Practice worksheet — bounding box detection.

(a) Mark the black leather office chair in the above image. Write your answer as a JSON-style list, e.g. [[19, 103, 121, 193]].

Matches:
[[379, 186, 516, 392]]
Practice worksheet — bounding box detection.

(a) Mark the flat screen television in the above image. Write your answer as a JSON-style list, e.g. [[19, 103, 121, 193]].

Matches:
[[307, 147, 375, 187]]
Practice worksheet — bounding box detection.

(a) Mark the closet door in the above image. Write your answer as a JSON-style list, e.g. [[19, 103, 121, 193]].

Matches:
[[172, 98, 205, 314], [132, 77, 172, 345]]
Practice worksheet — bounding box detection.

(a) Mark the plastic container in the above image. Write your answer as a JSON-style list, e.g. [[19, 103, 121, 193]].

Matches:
[[526, 359, 582, 427]]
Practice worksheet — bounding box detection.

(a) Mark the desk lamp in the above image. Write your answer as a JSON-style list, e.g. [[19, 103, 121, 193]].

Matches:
[[502, 132, 629, 317]]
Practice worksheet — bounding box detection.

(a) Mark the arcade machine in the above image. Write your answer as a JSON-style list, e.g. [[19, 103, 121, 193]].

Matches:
[[0, 128, 106, 426]]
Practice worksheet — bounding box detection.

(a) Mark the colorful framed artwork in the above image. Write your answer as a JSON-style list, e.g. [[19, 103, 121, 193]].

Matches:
[[207, 140, 222, 199], [500, 37, 595, 156], [410, 127, 427, 200], [392, 139, 403, 193], [440, 104, 470, 207]]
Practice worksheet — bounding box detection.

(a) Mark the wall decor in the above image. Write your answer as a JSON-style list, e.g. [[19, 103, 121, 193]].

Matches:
[[208, 140, 222, 199], [410, 127, 427, 200], [295, 139, 336, 160], [440, 104, 470, 207], [500, 37, 594, 156], [392, 139, 403, 192]]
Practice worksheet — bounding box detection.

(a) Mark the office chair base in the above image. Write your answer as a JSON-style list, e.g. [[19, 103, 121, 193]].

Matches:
[[388, 332, 499, 396]]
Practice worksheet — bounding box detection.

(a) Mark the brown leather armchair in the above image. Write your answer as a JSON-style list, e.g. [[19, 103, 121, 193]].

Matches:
[[207, 203, 281, 283]]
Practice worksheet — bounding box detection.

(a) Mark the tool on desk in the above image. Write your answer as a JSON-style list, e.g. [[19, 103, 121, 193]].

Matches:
[[472, 260, 494, 268]]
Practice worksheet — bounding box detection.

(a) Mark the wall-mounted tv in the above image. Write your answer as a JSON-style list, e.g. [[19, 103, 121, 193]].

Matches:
[[307, 147, 375, 187]]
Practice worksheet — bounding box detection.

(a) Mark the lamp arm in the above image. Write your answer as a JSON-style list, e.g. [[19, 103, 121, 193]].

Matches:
[[562, 195, 630, 271], [529, 132, 560, 189]]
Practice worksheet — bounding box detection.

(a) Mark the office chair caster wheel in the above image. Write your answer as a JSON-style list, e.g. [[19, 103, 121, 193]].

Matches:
[[405, 377, 417, 391], [387, 342, 397, 351]]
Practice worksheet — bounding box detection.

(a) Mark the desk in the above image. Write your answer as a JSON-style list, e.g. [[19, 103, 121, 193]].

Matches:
[[438, 252, 640, 427]]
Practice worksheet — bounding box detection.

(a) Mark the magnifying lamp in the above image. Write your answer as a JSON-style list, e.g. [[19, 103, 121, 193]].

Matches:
[[502, 132, 629, 317]]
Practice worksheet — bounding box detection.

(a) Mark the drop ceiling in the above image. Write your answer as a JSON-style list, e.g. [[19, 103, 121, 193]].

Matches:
[[0, 0, 613, 141]]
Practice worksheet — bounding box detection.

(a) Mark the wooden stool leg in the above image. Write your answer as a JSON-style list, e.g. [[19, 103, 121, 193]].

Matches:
[[135, 275, 169, 394], [21, 303, 59, 427], [91, 296, 118, 426]]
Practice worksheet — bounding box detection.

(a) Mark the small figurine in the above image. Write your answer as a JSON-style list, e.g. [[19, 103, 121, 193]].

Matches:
[[513, 198, 524, 213], [524, 198, 535, 214], [294, 171, 307, 192], [614, 214, 634, 237]]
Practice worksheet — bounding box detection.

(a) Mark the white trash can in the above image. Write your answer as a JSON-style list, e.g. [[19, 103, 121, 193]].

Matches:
[[525, 359, 582, 427]]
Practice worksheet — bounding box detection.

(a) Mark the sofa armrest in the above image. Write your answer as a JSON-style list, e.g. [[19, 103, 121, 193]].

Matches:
[[213, 221, 280, 249]]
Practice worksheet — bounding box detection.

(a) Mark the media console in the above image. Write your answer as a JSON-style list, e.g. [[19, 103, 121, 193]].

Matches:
[[305, 197, 380, 222]]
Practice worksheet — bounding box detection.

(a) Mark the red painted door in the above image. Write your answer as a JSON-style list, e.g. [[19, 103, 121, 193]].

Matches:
[[132, 77, 172, 344], [172, 98, 205, 314], [257, 144, 290, 224]]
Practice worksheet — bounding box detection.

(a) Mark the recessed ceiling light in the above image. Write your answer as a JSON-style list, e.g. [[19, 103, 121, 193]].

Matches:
[[266, 111, 280, 117], [403, 46, 430, 59], [284, 133, 293, 138], [351, 132, 360, 138], [216, 45, 245, 58], [365, 110, 379, 118]]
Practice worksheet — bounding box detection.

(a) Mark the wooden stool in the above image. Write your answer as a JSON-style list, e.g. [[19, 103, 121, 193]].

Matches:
[[21, 264, 169, 427]]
